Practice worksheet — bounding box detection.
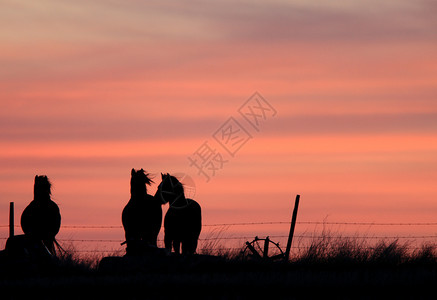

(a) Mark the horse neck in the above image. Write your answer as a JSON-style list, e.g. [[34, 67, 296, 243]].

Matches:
[[34, 194, 51, 203], [131, 184, 147, 199], [130, 192, 147, 201], [171, 194, 188, 208]]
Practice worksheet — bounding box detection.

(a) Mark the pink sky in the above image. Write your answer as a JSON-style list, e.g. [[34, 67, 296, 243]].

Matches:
[[1, 0, 436, 253]]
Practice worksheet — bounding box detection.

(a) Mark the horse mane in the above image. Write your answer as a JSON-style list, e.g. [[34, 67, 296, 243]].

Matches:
[[130, 168, 154, 197], [34, 175, 51, 200]]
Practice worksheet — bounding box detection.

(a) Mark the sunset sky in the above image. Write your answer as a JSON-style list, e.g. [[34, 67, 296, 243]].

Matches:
[[1, 0, 436, 252]]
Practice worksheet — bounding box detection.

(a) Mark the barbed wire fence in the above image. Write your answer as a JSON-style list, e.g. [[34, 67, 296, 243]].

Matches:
[[1, 221, 436, 255]]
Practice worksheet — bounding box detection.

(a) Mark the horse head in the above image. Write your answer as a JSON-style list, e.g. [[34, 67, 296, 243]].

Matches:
[[130, 168, 154, 199], [157, 173, 186, 207], [34, 175, 52, 201]]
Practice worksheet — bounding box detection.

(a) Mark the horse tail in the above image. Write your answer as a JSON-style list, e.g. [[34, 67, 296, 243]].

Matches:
[[53, 238, 66, 256]]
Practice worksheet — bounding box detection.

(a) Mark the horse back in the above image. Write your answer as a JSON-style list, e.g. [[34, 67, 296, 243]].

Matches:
[[122, 194, 162, 236], [21, 200, 61, 239], [164, 198, 201, 237]]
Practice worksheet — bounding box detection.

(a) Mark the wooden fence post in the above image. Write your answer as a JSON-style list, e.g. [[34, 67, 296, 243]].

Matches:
[[263, 236, 270, 258], [284, 194, 300, 262], [9, 202, 14, 238]]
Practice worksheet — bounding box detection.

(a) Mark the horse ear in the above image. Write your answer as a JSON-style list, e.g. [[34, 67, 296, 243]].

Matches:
[[161, 173, 164, 179], [131, 168, 135, 175]]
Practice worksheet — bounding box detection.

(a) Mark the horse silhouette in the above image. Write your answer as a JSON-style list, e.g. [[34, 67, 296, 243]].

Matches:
[[20, 175, 61, 256], [156, 173, 201, 255], [122, 168, 162, 255]]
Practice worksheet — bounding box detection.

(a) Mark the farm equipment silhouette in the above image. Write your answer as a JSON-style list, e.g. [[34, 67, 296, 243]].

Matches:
[[242, 195, 300, 261], [242, 236, 284, 260]]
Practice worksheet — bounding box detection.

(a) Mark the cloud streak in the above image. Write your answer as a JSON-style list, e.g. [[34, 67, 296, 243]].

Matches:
[[1, 112, 436, 142], [0, 0, 436, 239]]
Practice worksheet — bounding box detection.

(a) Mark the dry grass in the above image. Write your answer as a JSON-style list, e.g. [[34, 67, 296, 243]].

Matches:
[[197, 226, 243, 259], [3, 233, 435, 275], [292, 231, 436, 266], [1, 234, 436, 300], [56, 233, 437, 270]]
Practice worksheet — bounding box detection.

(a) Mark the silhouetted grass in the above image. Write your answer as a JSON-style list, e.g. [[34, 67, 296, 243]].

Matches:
[[1, 235, 436, 299], [55, 234, 437, 271], [293, 233, 436, 267], [198, 225, 242, 259]]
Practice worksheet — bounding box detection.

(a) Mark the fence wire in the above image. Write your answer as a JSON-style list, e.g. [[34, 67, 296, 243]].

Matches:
[[2, 221, 437, 229], [1, 220, 436, 254]]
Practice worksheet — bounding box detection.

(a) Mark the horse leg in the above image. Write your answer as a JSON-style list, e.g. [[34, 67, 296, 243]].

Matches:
[[125, 232, 144, 256], [164, 233, 173, 253], [173, 240, 181, 255], [181, 239, 188, 255], [5, 235, 30, 258], [143, 232, 156, 248], [191, 238, 198, 254], [150, 232, 158, 247], [43, 239, 56, 256], [182, 238, 198, 255]]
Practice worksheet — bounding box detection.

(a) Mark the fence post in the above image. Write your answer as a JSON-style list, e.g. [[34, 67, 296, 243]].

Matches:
[[284, 194, 300, 262], [263, 236, 270, 258], [9, 202, 14, 238]]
